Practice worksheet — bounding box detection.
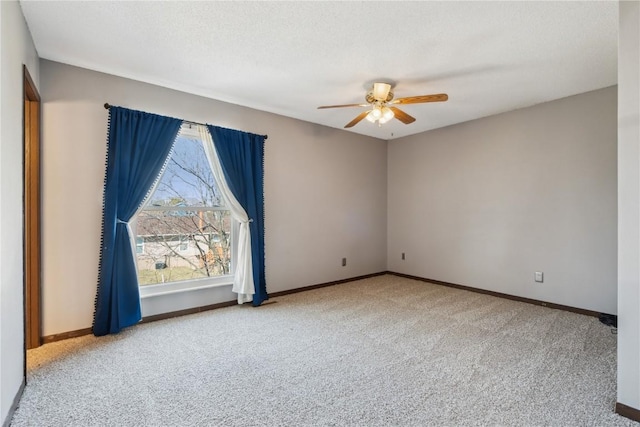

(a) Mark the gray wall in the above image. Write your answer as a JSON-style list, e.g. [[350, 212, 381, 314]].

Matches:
[[617, 0, 640, 411], [40, 60, 387, 336], [388, 86, 617, 314], [0, 0, 40, 423]]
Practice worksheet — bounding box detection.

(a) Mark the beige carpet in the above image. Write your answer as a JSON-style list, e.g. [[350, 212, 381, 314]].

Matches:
[[11, 275, 636, 426]]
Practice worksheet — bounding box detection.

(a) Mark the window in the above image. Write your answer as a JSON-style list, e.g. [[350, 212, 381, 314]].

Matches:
[[179, 236, 188, 251], [134, 125, 233, 286]]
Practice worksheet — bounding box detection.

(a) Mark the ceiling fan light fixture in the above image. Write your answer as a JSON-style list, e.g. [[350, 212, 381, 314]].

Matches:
[[365, 105, 394, 125], [381, 106, 394, 121], [365, 111, 377, 122], [373, 82, 391, 101]]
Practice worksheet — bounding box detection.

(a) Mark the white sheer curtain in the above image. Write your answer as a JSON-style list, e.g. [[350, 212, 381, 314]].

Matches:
[[198, 125, 254, 304]]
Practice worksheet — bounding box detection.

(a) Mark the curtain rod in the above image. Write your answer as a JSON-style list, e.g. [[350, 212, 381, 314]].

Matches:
[[103, 103, 268, 140]]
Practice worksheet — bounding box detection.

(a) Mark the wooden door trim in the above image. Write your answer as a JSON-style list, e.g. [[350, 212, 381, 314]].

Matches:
[[24, 65, 41, 350], [24, 65, 39, 102]]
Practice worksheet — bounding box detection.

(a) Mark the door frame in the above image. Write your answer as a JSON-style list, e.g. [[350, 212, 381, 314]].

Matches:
[[23, 65, 41, 350]]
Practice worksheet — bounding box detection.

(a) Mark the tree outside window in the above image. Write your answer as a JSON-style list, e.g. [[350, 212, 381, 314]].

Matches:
[[134, 127, 232, 285]]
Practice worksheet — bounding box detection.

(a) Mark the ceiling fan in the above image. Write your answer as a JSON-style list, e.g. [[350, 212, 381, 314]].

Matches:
[[318, 82, 448, 128]]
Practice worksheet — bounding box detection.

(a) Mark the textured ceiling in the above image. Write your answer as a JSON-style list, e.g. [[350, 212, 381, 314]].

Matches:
[[20, 1, 618, 140]]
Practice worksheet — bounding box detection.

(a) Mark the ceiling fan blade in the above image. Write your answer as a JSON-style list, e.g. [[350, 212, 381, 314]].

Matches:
[[344, 111, 370, 128], [318, 103, 368, 109], [391, 93, 448, 105], [389, 107, 416, 124]]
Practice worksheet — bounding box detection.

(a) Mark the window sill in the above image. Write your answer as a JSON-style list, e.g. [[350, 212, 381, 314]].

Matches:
[[140, 276, 233, 299]]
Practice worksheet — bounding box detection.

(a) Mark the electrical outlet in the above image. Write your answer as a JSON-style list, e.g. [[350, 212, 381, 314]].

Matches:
[[402, 252, 405, 260], [535, 272, 544, 283], [342, 258, 347, 267]]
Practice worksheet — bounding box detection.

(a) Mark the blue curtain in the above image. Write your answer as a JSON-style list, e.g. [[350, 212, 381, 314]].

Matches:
[[207, 125, 268, 306], [93, 107, 182, 336]]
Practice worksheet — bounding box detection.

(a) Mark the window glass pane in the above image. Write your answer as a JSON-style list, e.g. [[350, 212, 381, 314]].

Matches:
[[136, 210, 231, 285], [148, 135, 224, 208]]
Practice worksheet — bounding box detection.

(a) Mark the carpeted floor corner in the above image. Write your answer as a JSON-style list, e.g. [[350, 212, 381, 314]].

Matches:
[[11, 275, 637, 426]]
